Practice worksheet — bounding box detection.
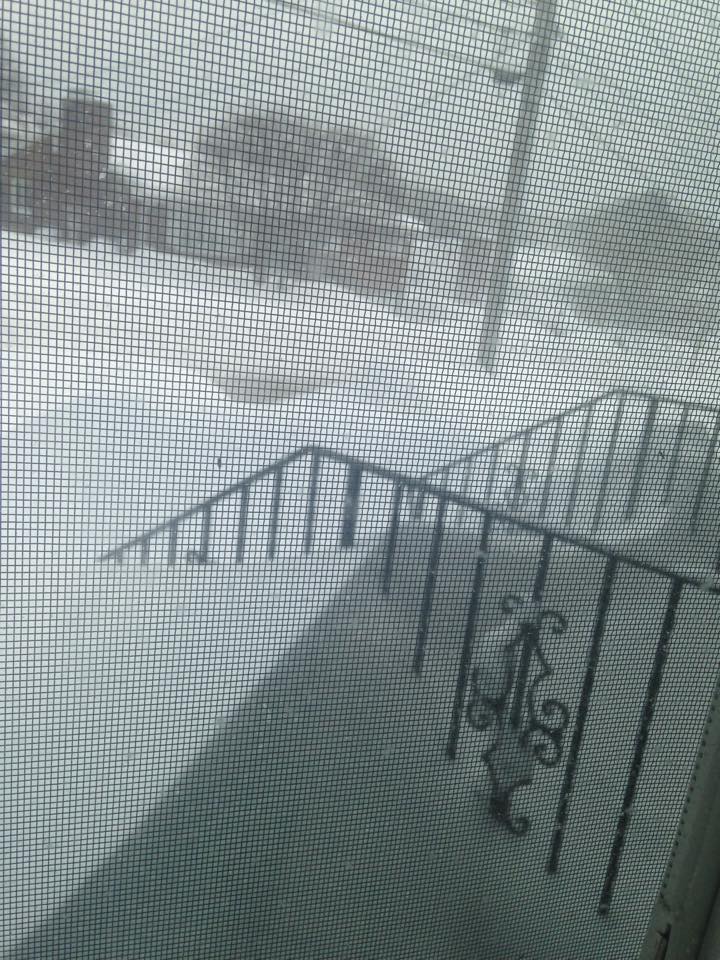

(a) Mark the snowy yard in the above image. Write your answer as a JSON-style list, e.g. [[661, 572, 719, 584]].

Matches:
[[3, 230, 720, 957]]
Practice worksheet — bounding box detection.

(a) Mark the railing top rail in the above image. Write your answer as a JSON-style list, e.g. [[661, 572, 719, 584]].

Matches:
[[98, 446, 315, 561], [421, 390, 720, 480], [100, 443, 720, 595]]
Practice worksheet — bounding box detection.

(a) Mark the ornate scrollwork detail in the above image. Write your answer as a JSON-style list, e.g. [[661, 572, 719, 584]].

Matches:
[[465, 594, 571, 835], [487, 766, 533, 836]]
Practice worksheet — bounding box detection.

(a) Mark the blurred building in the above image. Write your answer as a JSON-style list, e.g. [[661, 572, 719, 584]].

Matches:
[[1, 94, 166, 250]]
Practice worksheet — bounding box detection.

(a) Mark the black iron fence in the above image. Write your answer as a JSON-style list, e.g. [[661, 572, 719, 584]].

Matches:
[[100, 444, 720, 915], [420, 390, 720, 565]]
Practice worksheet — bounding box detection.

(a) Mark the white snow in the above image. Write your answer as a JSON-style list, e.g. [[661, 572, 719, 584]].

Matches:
[[111, 138, 189, 198], [3, 228, 720, 957]]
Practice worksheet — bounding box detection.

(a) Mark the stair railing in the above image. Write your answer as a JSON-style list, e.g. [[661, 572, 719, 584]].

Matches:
[[99, 443, 720, 912], [420, 389, 720, 547]]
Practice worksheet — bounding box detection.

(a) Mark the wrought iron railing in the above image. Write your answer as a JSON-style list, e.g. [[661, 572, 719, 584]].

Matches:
[[420, 390, 720, 561], [100, 444, 720, 915]]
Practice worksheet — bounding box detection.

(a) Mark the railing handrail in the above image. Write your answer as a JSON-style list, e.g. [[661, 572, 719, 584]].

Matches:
[[97, 446, 315, 561], [420, 389, 720, 481], [99, 443, 720, 593]]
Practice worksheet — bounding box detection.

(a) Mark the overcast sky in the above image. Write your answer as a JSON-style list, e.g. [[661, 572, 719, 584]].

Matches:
[[6, 0, 720, 215]]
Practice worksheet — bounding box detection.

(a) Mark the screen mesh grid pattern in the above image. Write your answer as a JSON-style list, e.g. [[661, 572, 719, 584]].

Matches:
[[3, 2, 720, 958]]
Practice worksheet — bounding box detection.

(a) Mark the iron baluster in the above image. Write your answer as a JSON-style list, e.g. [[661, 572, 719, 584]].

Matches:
[[626, 396, 659, 519], [533, 532, 553, 600], [382, 482, 404, 596], [186, 506, 212, 564], [460, 459, 473, 526], [447, 516, 494, 760], [167, 522, 178, 566], [267, 468, 283, 561], [486, 446, 500, 502], [565, 404, 594, 528], [539, 417, 564, 522], [690, 411, 720, 533], [510, 433, 531, 511], [548, 556, 617, 874], [664, 403, 689, 505], [341, 464, 363, 549], [304, 452, 321, 555], [599, 577, 684, 914], [201, 504, 212, 561], [414, 497, 447, 675], [593, 394, 626, 533], [235, 486, 250, 564]]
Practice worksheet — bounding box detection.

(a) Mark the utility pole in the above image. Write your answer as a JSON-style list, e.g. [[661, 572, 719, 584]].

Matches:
[[478, 0, 558, 369]]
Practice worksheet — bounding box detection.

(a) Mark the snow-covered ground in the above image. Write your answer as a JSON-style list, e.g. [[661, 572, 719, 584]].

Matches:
[[3, 230, 720, 957]]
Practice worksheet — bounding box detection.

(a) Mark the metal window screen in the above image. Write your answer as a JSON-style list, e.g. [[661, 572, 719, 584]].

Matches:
[[3, 2, 720, 958]]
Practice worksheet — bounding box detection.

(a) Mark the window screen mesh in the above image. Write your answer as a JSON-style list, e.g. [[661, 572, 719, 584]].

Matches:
[[3, 2, 720, 958]]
